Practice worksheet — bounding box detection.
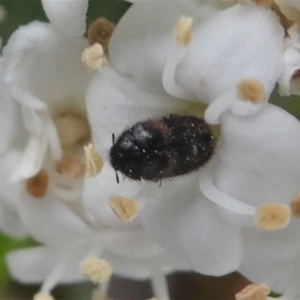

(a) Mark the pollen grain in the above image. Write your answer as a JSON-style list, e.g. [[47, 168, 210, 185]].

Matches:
[[254, 203, 291, 232], [26, 169, 49, 199], [109, 196, 138, 223], [235, 283, 270, 300], [237, 79, 265, 103]]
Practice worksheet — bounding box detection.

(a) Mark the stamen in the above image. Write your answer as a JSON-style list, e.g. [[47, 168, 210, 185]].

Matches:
[[81, 257, 113, 284], [26, 169, 49, 199], [109, 196, 138, 223], [56, 155, 85, 178], [151, 268, 170, 300], [173, 15, 194, 46], [53, 110, 91, 149], [88, 18, 115, 51], [237, 79, 265, 103], [255, 204, 291, 231], [33, 292, 55, 300], [84, 143, 104, 177], [290, 194, 300, 218], [256, 0, 274, 7], [92, 290, 113, 300], [236, 283, 270, 300], [82, 44, 107, 71]]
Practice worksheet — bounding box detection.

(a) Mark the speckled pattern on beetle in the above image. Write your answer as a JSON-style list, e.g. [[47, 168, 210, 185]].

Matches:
[[110, 115, 215, 182]]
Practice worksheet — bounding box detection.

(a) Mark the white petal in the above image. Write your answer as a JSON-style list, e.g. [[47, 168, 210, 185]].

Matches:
[[0, 151, 26, 238], [6, 246, 85, 285], [41, 0, 88, 37], [2, 21, 91, 111], [201, 104, 300, 292], [173, 0, 236, 20], [174, 3, 284, 119], [102, 251, 189, 280], [108, 1, 181, 95], [11, 133, 48, 183], [139, 175, 242, 276], [0, 60, 18, 154], [86, 67, 187, 154], [82, 163, 142, 228], [95, 226, 164, 261], [17, 188, 92, 249]]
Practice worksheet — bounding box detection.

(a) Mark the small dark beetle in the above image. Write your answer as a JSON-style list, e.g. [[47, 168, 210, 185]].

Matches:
[[110, 114, 215, 182]]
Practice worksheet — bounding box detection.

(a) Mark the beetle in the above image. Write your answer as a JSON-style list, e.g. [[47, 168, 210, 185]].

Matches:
[[110, 114, 215, 182]]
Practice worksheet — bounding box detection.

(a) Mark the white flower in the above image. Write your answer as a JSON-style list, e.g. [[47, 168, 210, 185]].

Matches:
[[85, 0, 244, 278], [164, 1, 284, 124], [0, 60, 26, 238], [0, 15, 189, 300], [86, 1, 300, 299], [199, 103, 300, 298]]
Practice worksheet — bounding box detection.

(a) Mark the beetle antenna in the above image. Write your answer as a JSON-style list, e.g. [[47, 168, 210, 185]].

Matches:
[[115, 170, 120, 184], [112, 133, 115, 145]]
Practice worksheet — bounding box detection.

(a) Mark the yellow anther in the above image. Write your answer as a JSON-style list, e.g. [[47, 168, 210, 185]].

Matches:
[[237, 79, 265, 103], [174, 15, 194, 46], [109, 196, 138, 223], [84, 143, 104, 177], [81, 257, 113, 284], [255, 203, 291, 231], [33, 292, 55, 300], [82, 43, 107, 71]]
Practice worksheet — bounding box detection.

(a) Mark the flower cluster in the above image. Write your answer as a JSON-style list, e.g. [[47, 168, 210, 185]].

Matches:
[[1, 0, 300, 300]]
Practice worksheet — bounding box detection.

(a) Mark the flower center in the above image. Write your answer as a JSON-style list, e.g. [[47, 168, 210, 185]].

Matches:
[[53, 109, 91, 151]]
